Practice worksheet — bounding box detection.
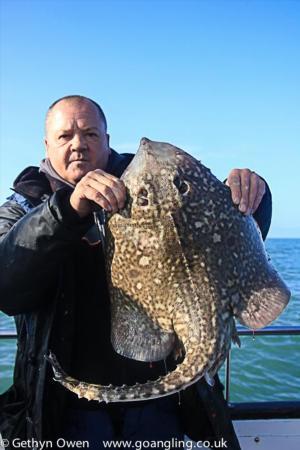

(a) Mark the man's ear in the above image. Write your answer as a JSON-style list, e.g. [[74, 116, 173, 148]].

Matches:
[[44, 138, 49, 157]]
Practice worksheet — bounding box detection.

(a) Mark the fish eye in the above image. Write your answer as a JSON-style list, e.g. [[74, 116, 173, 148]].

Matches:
[[137, 187, 149, 206], [173, 176, 189, 195]]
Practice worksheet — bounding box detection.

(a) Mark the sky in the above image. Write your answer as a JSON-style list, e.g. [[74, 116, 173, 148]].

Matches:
[[0, 0, 299, 237]]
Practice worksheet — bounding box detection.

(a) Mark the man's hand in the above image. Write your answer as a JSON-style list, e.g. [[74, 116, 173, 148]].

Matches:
[[70, 169, 126, 218], [226, 168, 266, 216]]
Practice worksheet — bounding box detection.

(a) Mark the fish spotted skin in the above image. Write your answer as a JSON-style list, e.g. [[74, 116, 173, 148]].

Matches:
[[47, 138, 291, 402]]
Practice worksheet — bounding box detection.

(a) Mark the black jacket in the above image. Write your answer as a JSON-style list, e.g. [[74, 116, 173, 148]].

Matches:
[[0, 149, 272, 449]]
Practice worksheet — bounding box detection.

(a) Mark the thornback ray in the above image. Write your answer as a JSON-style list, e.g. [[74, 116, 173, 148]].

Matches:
[[46, 137, 291, 402]]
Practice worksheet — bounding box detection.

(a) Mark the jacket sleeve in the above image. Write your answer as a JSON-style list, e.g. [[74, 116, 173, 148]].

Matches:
[[0, 188, 93, 316], [252, 182, 272, 241]]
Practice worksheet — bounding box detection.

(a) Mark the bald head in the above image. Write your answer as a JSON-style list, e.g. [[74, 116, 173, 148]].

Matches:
[[44, 95, 111, 184], [45, 95, 107, 137]]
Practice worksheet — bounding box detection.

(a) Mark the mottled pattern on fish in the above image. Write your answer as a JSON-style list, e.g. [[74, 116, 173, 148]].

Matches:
[[47, 138, 290, 402]]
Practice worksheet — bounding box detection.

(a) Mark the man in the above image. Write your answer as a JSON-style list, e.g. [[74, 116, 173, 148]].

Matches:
[[0, 95, 271, 450]]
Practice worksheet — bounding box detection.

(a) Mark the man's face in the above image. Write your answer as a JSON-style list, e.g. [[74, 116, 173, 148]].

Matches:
[[45, 100, 111, 185]]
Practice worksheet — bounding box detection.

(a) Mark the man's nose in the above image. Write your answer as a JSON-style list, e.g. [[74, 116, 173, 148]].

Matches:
[[70, 132, 87, 150]]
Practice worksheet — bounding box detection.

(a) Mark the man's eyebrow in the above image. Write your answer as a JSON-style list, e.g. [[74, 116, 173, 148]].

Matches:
[[82, 126, 99, 131], [56, 126, 99, 134], [57, 129, 72, 134]]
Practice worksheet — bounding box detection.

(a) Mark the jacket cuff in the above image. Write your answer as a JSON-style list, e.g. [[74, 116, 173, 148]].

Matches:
[[252, 181, 272, 241]]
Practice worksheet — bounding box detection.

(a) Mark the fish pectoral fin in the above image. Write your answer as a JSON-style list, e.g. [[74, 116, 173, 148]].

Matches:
[[111, 290, 175, 362], [232, 271, 291, 330]]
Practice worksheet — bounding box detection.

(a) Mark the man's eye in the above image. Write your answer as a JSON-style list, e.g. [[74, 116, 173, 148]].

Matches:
[[59, 134, 70, 140], [86, 132, 98, 137]]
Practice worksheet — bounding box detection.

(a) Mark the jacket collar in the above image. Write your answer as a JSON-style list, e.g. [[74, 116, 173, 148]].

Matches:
[[12, 148, 134, 205]]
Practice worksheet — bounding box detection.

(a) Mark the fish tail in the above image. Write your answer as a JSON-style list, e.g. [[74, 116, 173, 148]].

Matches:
[[45, 341, 213, 403]]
